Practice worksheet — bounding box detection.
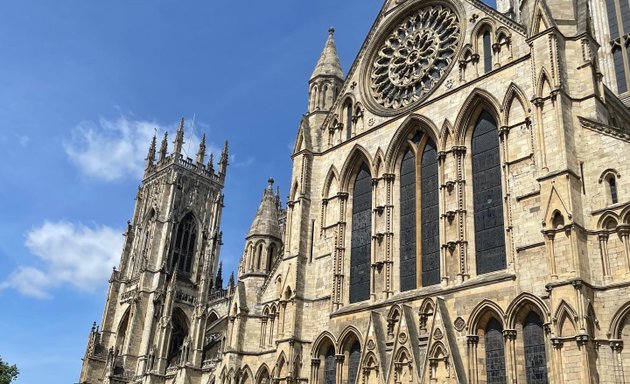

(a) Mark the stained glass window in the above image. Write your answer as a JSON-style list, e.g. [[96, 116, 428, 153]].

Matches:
[[421, 139, 440, 286], [483, 31, 492, 73], [350, 163, 372, 303], [400, 148, 417, 292], [485, 318, 506, 384], [472, 111, 506, 275], [524, 312, 548, 384], [324, 346, 336, 384], [348, 342, 361, 384]]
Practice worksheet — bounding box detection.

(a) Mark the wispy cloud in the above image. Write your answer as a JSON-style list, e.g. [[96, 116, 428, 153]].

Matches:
[[0, 221, 124, 298], [63, 115, 219, 182]]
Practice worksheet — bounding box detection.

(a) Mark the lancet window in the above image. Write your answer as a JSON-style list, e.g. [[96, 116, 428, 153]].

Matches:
[[349, 163, 372, 303], [399, 132, 440, 291], [485, 318, 506, 383], [324, 346, 336, 384], [523, 312, 548, 384], [169, 213, 197, 275], [472, 111, 506, 275]]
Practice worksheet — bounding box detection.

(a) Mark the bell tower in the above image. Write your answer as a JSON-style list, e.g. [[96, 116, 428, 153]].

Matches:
[[79, 118, 228, 384]]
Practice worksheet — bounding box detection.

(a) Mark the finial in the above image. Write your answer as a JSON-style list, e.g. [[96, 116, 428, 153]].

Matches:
[[219, 140, 229, 176], [159, 132, 168, 162], [196, 133, 206, 168], [268, 177, 274, 188], [145, 134, 157, 172], [328, 27, 335, 36], [173, 117, 185, 155], [207, 152, 214, 173]]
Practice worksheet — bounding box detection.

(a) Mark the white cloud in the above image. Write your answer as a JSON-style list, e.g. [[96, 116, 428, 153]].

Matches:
[[0, 221, 124, 298], [63, 115, 217, 182]]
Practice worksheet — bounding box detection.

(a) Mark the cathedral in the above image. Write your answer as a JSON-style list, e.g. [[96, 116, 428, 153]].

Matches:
[[79, 0, 630, 382]]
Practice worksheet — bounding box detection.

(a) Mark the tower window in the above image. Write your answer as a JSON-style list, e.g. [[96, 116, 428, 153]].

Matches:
[[170, 213, 197, 275]]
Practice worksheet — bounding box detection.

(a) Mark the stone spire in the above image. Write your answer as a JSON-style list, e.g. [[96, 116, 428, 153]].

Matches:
[[159, 132, 168, 162], [145, 134, 156, 172], [246, 178, 282, 240], [173, 117, 185, 156], [310, 27, 343, 81], [196, 133, 206, 168], [308, 28, 344, 113]]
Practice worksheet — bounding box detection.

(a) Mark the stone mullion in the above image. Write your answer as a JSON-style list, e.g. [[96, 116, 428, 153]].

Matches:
[[370, 178, 378, 301], [454, 146, 468, 281], [384, 173, 395, 297], [499, 127, 516, 270], [466, 335, 479, 384], [333, 193, 348, 310], [437, 152, 448, 284]]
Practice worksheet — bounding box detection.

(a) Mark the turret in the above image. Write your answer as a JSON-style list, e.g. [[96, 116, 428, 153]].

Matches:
[[308, 28, 344, 113], [239, 178, 284, 278]]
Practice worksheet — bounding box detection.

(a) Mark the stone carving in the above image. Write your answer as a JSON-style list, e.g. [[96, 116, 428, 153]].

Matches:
[[454, 316, 465, 332], [368, 4, 460, 110], [433, 327, 443, 340]]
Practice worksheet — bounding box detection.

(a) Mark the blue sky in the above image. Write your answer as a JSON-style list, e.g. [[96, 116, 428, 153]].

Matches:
[[0, 1, 492, 382]]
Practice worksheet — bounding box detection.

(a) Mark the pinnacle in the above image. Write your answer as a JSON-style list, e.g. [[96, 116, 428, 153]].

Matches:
[[246, 178, 282, 240], [310, 27, 343, 81]]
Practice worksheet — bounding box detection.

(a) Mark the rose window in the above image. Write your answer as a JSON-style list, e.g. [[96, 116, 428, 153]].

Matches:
[[368, 5, 460, 110]]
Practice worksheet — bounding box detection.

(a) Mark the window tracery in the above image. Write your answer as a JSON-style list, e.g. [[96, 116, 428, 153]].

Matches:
[[169, 213, 197, 275], [350, 163, 372, 303], [367, 4, 460, 111]]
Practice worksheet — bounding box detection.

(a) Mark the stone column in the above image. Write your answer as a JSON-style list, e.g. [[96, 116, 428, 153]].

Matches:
[[503, 329, 517, 383], [466, 335, 479, 384], [310, 358, 320, 384]]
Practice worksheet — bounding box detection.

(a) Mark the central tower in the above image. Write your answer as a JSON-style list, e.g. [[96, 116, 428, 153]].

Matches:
[[80, 118, 229, 384]]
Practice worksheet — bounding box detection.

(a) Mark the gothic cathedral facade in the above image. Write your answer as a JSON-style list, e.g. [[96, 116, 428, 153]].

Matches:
[[80, 0, 630, 383]]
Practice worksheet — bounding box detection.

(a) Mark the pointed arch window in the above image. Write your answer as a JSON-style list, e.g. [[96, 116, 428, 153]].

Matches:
[[472, 111, 506, 275], [345, 100, 354, 140], [168, 310, 189, 366], [324, 346, 336, 384], [485, 318, 506, 383], [399, 132, 440, 291], [170, 213, 197, 274], [608, 176, 619, 204], [482, 30, 493, 73], [606, 0, 630, 93], [347, 341, 361, 384], [523, 312, 548, 384], [350, 163, 372, 303]]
